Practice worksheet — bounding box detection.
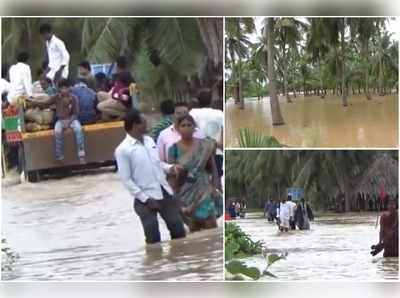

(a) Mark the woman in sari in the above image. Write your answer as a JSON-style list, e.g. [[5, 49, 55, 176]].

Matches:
[[168, 114, 223, 232]]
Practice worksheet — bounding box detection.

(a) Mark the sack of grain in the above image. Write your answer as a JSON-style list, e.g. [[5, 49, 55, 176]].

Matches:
[[25, 108, 43, 124], [41, 109, 54, 125], [25, 122, 42, 132]]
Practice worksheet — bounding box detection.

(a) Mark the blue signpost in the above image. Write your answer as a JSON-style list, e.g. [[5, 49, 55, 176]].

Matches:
[[287, 187, 304, 201]]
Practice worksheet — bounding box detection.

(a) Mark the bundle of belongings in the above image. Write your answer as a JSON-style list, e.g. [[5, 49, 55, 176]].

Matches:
[[24, 78, 57, 132]]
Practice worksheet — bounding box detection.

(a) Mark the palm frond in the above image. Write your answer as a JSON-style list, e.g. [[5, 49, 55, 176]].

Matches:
[[238, 128, 283, 148]]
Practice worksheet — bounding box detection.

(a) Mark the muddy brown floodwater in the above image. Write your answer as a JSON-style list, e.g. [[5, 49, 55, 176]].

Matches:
[[232, 212, 399, 281], [226, 95, 398, 148], [1, 171, 223, 281]]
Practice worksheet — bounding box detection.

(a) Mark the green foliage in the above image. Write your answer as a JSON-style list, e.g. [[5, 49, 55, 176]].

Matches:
[[225, 222, 264, 261], [225, 260, 261, 280], [238, 128, 283, 148], [225, 150, 398, 211], [224, 223, 286, 280], [225, 17, 398, 103], [1, 238, 19, 272]]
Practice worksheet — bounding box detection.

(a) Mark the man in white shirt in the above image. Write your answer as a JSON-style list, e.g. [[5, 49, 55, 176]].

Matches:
[[7, 52, 33, 106], [190, 90, 223, 177], [115, 109, 186, 244], [39, 23, 70, 84], [277, 197, 291, 232], [157, 102, 205, 162], [287, 195, 297, 230]]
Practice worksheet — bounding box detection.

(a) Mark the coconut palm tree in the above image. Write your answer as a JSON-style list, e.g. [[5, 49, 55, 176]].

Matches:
[[306, 18, 330, 98], [371, 30, 397, 96], [351, 18, 383, 99], [340, 18, 348, 106], [225, 150, 397, 212], [225, 18, 255, 109], [265, 18, 285, 125], [274, 18, 304, 103]]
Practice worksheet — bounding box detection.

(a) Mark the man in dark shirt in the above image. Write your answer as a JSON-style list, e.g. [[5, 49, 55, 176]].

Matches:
[[32, 79, 86, 163], [379, 198, 399, 257], [71, 79, 97, 125], [78, 61, 96, 90], [149, 99, 174, 142], [371, 197, 399, 257]]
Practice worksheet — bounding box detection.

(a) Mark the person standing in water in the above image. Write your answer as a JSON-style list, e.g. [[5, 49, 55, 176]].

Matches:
[[168, 114, 222, 232], [115, 109, 186, 244], [287, 195, 297, 230], [371, 197, 399, 257], [277, 197, 291, 232], [295, 198, 314, 230]]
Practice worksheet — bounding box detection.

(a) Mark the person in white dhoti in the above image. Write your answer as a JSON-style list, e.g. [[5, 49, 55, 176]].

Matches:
[[287, 195, 297, 230], [277, 197, 291, 232], [39, 23, 70, 84]]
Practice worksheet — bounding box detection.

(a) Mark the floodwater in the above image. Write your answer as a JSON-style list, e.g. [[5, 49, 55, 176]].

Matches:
[[232, 212, 399, 281], [225, 95, 398, 148], [1, 171, 223, 281]]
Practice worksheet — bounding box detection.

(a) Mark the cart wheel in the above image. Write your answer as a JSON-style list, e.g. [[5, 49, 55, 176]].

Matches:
[[27, 171, 39, 183]]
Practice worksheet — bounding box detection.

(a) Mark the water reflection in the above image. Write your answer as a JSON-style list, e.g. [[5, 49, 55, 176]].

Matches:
[[232, 212, 399, 281], [2, 171, 223, 281], [226, 95, 398, 148]]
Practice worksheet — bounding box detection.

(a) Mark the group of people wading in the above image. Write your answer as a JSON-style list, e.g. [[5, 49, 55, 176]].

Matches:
[[264, 195, 398, 258], [265, 195, 314, 232]]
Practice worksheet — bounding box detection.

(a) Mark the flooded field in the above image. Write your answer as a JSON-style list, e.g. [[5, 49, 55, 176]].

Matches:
[[226, 95, 398, 148], [2, 171, 223, 281], [232, 212, 399, 281]]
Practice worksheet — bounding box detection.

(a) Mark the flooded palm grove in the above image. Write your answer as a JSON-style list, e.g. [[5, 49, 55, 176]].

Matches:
[[1, 171, 223, 281], [226, 95, 398, 148], [233, 212, 399, 281]]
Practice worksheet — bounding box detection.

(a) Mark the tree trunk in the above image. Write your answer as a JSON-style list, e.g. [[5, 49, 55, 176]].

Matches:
[[196, 18, 223, 69], [282, 45, 292, 103], [238, 55, 244, 109], [378, 59, 384, 96], [361, 41, 372, 100], [234, 83, 240, 103], [341, 18, 348, 107], [266, 18, 284, 126], [237, 22, 244, 109], [319, 58, 324, 99], [196, 18, 223, 100]]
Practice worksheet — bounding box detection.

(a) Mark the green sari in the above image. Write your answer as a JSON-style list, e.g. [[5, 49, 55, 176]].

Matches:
[[168, 138, 223, 222]]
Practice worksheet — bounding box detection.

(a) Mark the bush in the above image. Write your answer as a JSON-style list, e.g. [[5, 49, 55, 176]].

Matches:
[[225, 223, 287, 280]]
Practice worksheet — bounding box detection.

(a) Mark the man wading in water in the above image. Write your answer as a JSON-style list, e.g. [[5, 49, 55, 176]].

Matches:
[[371, 197, 399, 257], [115, 109, 186, 244], [277, 197, 291, 232]]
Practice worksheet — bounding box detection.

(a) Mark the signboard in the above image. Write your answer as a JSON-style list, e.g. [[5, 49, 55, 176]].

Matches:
[[2, 106, 22, 143], [91, 63, 115, 78], [287, 187, 304, 202]]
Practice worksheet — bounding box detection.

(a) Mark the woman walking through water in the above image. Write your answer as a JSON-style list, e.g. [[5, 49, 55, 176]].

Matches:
[[168, 114, 223, 232]]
